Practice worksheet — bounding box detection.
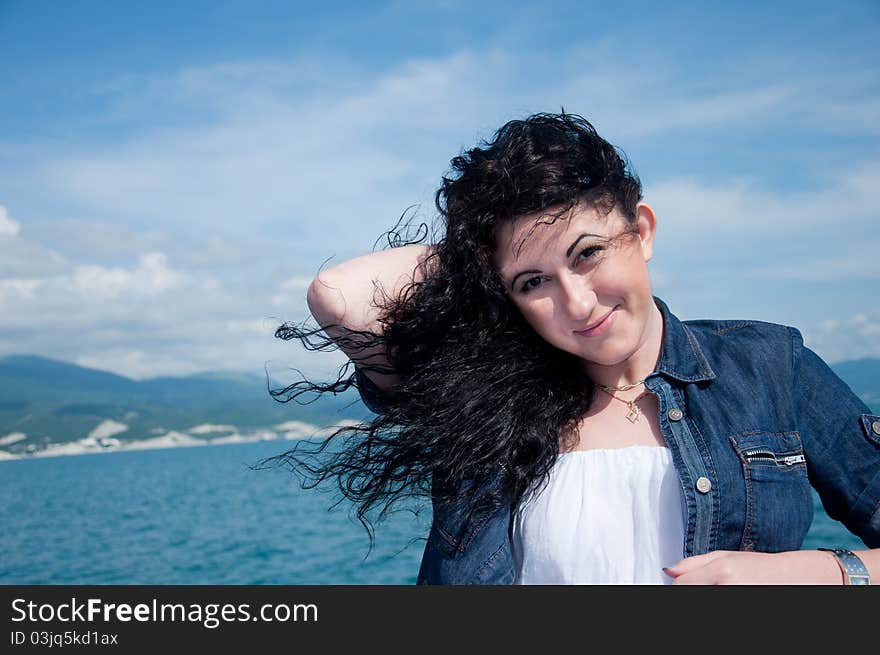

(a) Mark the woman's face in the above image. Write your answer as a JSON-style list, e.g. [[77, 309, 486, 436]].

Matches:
[[493, 201, 659, 370]]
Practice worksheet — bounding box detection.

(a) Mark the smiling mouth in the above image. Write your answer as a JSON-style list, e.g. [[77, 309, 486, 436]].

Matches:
[[575, 307, 617, 333]]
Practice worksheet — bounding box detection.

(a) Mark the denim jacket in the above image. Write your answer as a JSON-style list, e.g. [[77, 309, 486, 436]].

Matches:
[[355, 296, 880, 584]]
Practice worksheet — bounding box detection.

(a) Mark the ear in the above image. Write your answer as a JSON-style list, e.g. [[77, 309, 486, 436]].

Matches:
[[635, 202, 657, 263]]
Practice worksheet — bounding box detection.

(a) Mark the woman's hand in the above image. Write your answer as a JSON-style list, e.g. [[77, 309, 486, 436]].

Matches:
[[663, 549, 845, 585]]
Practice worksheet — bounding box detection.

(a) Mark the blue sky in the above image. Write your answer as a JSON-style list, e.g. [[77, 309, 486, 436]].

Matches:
[[0, 1, 878, 378]]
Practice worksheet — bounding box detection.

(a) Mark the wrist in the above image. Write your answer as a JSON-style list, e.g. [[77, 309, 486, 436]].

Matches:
[[817, 548, 871, 585], [818, 549, 848, 585], [771, 550, 844, 584]]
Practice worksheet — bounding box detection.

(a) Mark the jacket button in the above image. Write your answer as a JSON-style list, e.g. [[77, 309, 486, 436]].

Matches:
[[667, 408, 683, 421], [695, 477, 712, 494], [872, 420, 880, 435]]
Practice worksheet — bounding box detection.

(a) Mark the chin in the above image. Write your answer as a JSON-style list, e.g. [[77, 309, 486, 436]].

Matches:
[[584, 353, 633, 368], [574, 341, 637, 368]]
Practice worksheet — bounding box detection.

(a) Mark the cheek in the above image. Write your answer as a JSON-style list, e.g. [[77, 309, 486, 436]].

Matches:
[[597, 259, 649, 296]]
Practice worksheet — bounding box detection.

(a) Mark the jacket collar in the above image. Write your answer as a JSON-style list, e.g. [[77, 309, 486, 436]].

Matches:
[[651, 296, 716, 383]]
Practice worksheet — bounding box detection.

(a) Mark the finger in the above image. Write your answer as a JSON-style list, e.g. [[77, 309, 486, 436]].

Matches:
[[671, 569, 716, 585], [664, 550, 733, 576]]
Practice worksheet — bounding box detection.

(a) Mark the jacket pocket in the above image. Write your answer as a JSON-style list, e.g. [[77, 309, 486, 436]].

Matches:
[[418, 508, 510, 585], [730, 431, 814, 552], [427, 520, 464, 556], [416, 524, 460, 585], [429, 500, 499, 556]]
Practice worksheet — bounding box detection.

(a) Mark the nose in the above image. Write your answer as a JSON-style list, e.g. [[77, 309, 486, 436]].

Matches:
[[557, 271, 595, 322]]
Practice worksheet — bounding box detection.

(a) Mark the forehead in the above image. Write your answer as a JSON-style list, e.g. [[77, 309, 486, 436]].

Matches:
[[493, 203, 620, 269]]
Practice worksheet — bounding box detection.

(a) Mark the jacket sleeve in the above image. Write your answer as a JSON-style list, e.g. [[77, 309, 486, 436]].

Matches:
[[790, 326, 880, 548], [353, 365, 390, 415]]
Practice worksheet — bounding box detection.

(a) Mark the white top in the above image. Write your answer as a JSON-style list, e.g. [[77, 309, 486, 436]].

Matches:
[[512, 445, 687, 584]]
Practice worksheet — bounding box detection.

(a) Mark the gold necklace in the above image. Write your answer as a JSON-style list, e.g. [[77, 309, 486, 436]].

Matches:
[[599, 387, 648, 423], [597, 378, 646, 393]]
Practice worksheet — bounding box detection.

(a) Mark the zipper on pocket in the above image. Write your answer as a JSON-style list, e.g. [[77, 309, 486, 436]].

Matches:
[[742, 448, 805, 466]]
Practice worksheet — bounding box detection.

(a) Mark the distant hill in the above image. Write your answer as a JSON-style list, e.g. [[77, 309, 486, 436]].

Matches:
[[0, 354, 371, 455]]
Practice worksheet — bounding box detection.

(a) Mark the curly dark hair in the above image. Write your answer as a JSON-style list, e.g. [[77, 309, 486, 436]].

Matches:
[[265, 111, 643, 548]]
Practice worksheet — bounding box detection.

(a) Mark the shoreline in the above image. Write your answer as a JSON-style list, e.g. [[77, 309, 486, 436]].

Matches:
[[0, 419, 364, 462]]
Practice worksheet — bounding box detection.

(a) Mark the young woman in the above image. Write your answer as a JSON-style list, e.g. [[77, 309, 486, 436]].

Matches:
[[281, 112, 880, 584]]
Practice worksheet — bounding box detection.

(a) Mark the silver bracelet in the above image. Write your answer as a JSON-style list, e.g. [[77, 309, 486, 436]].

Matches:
[[818, 548, 870, 585]]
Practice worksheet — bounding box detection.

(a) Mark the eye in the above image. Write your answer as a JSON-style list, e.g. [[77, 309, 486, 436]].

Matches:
[[519, 276, 543, 294], [577, 245, 603, 262]]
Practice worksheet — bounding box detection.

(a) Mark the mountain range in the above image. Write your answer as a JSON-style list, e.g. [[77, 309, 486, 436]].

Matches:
[[0, 354, 371, 457]]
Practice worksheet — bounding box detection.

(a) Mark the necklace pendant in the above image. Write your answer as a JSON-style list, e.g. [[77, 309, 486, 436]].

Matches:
[[625, 404, 641, 423]]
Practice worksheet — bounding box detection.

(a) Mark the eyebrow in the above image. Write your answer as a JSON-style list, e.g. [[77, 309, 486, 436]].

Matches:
[[508, 233, 605, 290]]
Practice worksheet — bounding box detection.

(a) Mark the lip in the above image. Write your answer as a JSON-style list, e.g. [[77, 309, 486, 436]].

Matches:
[[574, 306, 618, 336]]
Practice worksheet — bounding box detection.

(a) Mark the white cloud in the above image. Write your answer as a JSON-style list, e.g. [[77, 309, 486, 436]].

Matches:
[[70, 252, 186, 300], [0, 278, 40, 301], [0, 212, 69, 278], [0, 209, 333, 379], [651, 162, 880, 229], [272, 276, 314, 307], [225, 318, 275, 335], [280, 276, 312, 290], [646, 161, 880, 271], [26, 218, 170, 261], [555, 68, 797, 140], [801, 310, 880, 363], [743, 247, 880, 281], [0, 206, 20, 237]]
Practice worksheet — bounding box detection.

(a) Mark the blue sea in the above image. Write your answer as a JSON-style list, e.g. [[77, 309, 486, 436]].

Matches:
[[0, 441, 865, 585]]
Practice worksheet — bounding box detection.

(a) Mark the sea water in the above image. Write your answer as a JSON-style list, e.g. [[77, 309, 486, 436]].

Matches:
[[0, 440, 429, 584], [0, 440, 865, 584]]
